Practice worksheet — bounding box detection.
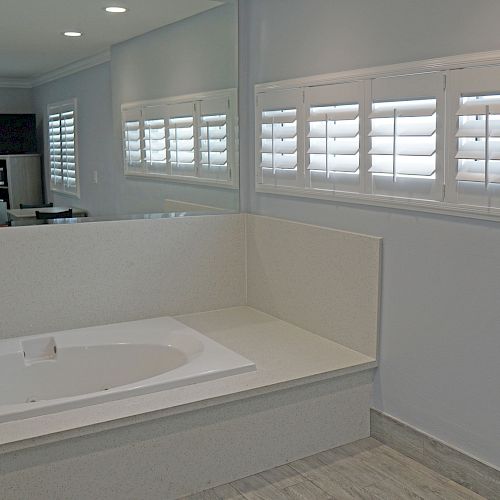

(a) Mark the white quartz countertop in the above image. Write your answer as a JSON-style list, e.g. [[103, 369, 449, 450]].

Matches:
[[0, 307, 376, 453]]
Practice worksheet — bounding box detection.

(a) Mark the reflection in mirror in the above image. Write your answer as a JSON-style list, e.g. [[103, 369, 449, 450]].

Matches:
[[0, 0, 238, 227]]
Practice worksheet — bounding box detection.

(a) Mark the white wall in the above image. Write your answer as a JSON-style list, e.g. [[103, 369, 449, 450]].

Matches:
[[0, 88, 33, 114], [31, 2, 238, 216], [240, 0, 500, 468]]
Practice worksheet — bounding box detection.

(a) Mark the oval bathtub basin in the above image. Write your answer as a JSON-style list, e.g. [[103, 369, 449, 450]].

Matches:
[[0, 317, 256, 422]]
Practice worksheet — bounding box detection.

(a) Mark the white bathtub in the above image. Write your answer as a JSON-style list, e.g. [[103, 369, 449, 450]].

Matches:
[[0, 317, 256, 422]]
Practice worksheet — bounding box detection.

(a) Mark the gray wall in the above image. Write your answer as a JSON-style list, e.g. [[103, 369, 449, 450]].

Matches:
[[240, 0, 500, 468], [110, 2, 238, 214], [0, 88, 33, 114], [32, 63, 116, 215], [31, 2, 238, 216]]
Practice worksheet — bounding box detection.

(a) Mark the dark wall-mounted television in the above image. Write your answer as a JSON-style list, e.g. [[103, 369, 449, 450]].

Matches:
[[0, 114, 37, 155]]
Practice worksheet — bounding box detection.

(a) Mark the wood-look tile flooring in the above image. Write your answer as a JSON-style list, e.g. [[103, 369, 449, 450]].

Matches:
[[183, 438, 485, 500]]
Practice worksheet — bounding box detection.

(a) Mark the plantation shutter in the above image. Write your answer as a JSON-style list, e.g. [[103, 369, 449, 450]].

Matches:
[[143, 105, 168, 174], [305, 81, 364, 193], [48, 112, 63, 187], [256, 88, 304, 189], [48, 99, 79, 196], [199, 96, 231, 182], [368, 73, 444, 201], [122, 106, 143, 173], [455, 96, 500, 184], [446, 65, 500, 210], [167, 102, 196, 177]]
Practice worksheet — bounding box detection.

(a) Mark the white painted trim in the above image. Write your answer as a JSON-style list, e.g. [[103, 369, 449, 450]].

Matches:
[[31, 50, 111, 88], [123, 88, 239, 189], [121, 88, 237, 110], [256, 184, 500, 223], [125, 171, 239, 190], [254, 49, 500, 223], [255, 48, 500, 93], [47, 98, 81, 199], [0, 78, 32, 89]]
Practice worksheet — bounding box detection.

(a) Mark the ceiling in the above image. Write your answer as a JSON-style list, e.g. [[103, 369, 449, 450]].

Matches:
[[0, 0, 224, 80]]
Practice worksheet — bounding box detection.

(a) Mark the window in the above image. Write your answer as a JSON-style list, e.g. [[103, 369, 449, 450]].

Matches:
[[446, 66, 500, 211], [168, 102, 196, 178], [368, 73, 444, 201], [256, 88, 303, 189], [305, 82, 364, 194], [199, 96, 233, 183], [48, 99, 79, 197], [122, 107, 143, 173], [122, 89, 237, 188], [143, 105, 168, 175]]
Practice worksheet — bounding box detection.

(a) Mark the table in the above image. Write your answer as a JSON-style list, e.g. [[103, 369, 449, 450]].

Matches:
[[7, 206, 87, 220]]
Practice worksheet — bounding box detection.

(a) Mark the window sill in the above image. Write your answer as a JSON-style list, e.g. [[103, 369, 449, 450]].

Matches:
[[125, 171, 238, 190], [50, 187, 80, 199], [256, 183, 500, 223]]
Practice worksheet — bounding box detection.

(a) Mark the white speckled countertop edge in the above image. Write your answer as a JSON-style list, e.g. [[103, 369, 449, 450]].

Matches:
[[0, 307, 377, 454]]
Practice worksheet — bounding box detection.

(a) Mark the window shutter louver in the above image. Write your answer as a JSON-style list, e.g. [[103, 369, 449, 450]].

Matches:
[[121, 89, 237, 188], [305, 82, 364, 193], [143, 105, 168, 174], [455, 95, 500, 184], [122, 107, 143, 172], [48, 99, 79, 196], [368, 73, 444, 201], [199, 96, 231, 182], [369, 98, 437, 177], [48, 113, 63, 187], [446, 66, 500, 210], [167, 102, 196, 177], [256, 88, 303, 189]]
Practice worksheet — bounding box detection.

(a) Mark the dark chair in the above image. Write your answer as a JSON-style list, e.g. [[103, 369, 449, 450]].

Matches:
[[20, 202, 54, 209], [35, 209, 73, 220]]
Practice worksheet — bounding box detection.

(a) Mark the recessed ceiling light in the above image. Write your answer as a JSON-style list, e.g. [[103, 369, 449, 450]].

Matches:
[[63, 31, 83, 37], [104, 6, 128, 13]]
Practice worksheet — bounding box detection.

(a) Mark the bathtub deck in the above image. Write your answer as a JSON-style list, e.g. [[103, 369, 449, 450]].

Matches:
[[0, 306, 376, 452]]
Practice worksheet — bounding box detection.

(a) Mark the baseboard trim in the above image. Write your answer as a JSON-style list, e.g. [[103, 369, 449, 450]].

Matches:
[[370, 409, 500, 499]]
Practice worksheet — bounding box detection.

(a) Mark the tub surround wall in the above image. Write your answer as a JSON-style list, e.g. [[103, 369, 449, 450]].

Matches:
[[0, 215, 246, 340], [246, 215, 380, 358], [0, 214, 379, 353]]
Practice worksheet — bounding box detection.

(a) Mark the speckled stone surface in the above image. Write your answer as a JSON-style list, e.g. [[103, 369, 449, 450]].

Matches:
[[246, 215, 381, 358], [0, 370, 373, 500], [0, 215, 246, 340], [0, 307, 376, 452]]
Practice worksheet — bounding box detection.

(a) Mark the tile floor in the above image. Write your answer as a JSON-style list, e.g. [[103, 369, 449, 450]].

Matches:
[[183, 438, 484, 499]]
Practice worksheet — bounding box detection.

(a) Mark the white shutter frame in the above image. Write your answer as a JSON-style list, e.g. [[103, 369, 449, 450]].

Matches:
[[166, 101, 196, 178], [305, 81, 365, 194], [199, 96, 233, 183], [121, 89, 238, 188], [142, 104, 168, 174], [368, 72, 445, 201], [47, 98, 80, 198], [122, 105, 144, 174], [446, 65, 500, 209], [256, 88, 305, 190]]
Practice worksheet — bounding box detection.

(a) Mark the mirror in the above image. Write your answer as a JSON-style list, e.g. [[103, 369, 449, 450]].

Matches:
[[0, 0, 238, 226]]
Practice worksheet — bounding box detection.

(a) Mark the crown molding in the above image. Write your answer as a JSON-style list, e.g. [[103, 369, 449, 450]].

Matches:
[[30, 50, 111, 88], [0, 78, 32, 89], [255, 47, 500, 92]]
